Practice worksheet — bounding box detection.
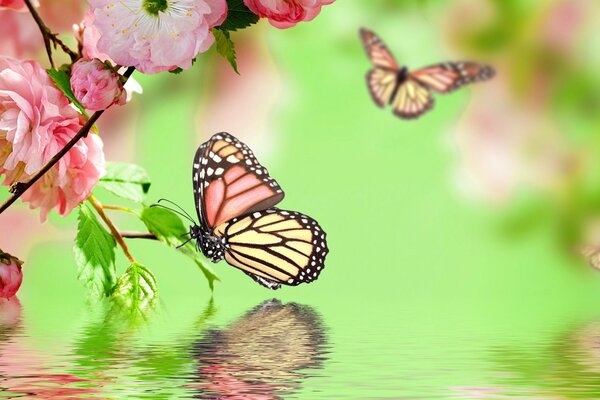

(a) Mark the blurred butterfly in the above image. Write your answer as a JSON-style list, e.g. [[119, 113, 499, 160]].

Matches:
[[359, 28, 495, 120], [579, 245, 600, 271], [182, 132, 328, 290]]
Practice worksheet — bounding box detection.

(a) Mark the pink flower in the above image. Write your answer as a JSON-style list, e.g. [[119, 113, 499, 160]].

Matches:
[[0, 57, 106, 221], [88, 0, 228, 74], [0, 250, 22, 298], [71, 58, 126, 111], [0, 0, 38, 12], [74, 11, 111, 62], [243, 0, 334, 28], [73, 12, 143, 102]]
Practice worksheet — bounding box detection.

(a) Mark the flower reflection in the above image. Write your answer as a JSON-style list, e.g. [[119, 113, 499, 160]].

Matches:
[[190, 299, 328, 399], [0, 297, 102, 399]]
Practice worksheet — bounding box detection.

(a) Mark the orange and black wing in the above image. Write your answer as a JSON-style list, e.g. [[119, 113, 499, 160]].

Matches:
[[410, 62, 495, 93], [390, 79, 435, 119], [214, 208, 328, 289], [193, 132, 284, 231], [360, 28, 402, 107]]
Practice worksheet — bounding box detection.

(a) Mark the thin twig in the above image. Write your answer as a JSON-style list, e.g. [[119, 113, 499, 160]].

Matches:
[[23, 0, 54, 68], [103, 204, 136, 213], [88, 195, 137, 263], [120, 232, 158, 240], [0, 67, 135, 215], [23, 0, 78, 65]]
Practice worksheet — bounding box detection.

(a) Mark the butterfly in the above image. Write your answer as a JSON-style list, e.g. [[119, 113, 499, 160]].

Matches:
[[359, 27, 495, 120], [186, 132, 328, 290]]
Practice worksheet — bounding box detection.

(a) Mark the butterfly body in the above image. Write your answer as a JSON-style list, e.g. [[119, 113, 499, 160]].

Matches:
[[190, 224, 226, 263], [190, 132, 328, 290], [388, 67, 409, 105], [360, 28, 495, 119]]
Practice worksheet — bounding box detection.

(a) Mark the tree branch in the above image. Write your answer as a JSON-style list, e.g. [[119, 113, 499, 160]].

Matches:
[[23, 0, 78, 66], [88, 195, 137, 263], [120, 232, 158, 240], [0, 67, 136, 216]]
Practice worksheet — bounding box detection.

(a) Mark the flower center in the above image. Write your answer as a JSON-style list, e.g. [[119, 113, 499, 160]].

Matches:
[[143, 0, 168, 16]]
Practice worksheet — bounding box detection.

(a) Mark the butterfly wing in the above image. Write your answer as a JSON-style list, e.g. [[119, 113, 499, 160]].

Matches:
[[359, 28, 400, 70], [391, 79, 435, 119], [193, 132, 285, 231], [410, 62, 495, 93], [214, 208, 328, 289], [366, 68, 401, 108], [360, 28, 402, 107]]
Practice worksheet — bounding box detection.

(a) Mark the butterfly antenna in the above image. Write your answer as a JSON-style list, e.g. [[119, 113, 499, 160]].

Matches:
[[157, 198, 196, 222], [176, 236, 195, 250], [150, 203, 196, 225]]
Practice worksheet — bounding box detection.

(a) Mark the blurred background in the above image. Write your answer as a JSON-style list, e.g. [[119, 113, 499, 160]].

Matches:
[[2, 0, 600, 398]]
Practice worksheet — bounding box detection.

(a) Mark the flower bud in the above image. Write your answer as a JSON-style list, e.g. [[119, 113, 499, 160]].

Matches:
[[0, 250, 23, 298], [70, 58, 126, 111]]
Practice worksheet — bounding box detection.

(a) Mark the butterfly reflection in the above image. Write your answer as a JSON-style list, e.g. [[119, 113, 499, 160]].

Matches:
[[190, 299, 328, 399]]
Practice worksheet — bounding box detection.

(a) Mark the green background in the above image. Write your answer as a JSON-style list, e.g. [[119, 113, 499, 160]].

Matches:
[[4, 0, 600, 398]]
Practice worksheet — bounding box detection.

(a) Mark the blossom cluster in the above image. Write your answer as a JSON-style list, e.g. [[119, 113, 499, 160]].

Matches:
[[0, 0, 336, 222]]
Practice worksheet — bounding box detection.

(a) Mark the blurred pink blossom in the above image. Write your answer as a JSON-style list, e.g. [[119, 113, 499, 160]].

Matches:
[[0, 57, 105, 221], [0, 0, 38, 11], [243, 0, 334, 28], [71, 58, 126, 111], [88, 0, 228, 74], [0, 10, 42, 58], [0, 250, 22, 299]]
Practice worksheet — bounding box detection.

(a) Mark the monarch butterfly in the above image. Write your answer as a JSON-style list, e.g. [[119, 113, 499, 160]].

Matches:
[[186, 132, 328, 290], [359, 27, 495, 120]]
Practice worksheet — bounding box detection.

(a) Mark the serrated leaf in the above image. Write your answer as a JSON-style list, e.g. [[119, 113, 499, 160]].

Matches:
[[47, 68, 88, 117], [140, 206, 220, 290], [73, 202, 117, 299], [111, 262, 158, 311], [213, 28, 239, 74], [98, 162, 151, 203], [219, 0, 259, 32]]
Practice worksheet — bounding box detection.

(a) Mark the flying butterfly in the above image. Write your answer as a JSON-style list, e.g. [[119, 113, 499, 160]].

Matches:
[[359, 28, 495, 120], [183, 132, 328, 290]]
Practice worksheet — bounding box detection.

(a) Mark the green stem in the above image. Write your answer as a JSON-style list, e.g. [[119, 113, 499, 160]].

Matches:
[[88, 195, 137, 264]]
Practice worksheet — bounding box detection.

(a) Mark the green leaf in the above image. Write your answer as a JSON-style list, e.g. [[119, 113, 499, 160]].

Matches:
[[213, 28, 239, 74], [141, 206, 188, 246], [140, 207, 220, 290], [111, 262, 158, 311], [219, 0, 259, 32], [73, 202, 117, 299], [98, 162, 151, 203], [47, 68, 88, 117], [169, 67, 184, 75]]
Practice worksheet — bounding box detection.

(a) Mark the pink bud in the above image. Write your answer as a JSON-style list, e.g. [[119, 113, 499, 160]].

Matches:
[[0, 250, 23, 299], [70, 58, 126, 111]]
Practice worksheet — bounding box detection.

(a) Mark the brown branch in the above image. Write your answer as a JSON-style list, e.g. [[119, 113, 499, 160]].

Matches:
[[103, 204, 135, 213], [88, 195, 137, 263], [23, 0, 78, 65], [120, 232, 158, 240], [0, 67, 135, 216]]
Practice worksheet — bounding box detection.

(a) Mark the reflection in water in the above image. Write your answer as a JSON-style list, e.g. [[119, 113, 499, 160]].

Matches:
[[0, 297, 101, 399], [190, 299, 328, 399], [0, 299, 327, 399], [484, 320, 600, 399]]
